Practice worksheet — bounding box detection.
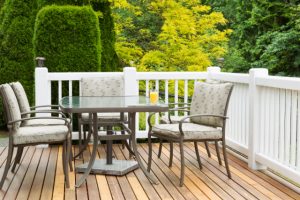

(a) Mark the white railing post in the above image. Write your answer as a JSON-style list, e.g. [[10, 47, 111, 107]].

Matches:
[[35, 59, 51, 148], [207, 66, 221, 80], [248, 68, 268, 169], [123, 67, 140, 136], [123, 67, 138, 96], [35, 67, 51, 109]]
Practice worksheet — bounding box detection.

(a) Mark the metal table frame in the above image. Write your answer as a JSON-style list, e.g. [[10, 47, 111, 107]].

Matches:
[[59, 96, 168, 187]]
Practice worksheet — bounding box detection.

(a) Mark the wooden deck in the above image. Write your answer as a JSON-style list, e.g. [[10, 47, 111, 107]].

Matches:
[[0, 142, 299, 200]]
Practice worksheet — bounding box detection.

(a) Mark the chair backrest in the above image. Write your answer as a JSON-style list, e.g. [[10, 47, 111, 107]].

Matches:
[[10, 82, 31, 119], [190, 82, 233, 127], [0, 84, 22, 130], [81, 76, 124, 96]]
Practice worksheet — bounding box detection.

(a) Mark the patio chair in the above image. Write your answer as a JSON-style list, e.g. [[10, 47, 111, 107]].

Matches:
[[10, 81, 73, 172], [0, 84, 71, 188], [10, 82, 70, 126], [158, 79, 226, 163], [77, 76, 130, 157], [147, 82, 233, 186]]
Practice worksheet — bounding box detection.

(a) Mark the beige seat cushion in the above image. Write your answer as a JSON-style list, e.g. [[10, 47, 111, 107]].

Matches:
[[25, 118, 70, 126], [13, 125, 68, 145], [160, 115, 190, 124], [81, 113, 127, 123], [152, 123, 222, 140]]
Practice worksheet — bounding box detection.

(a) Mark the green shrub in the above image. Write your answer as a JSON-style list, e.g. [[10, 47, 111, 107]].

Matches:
[[37, 0, 120, 72], [91, 1, 120, 72], [0, 0, 5, 9], [33, 5, 101, 72], [0, 0, 37, 128]]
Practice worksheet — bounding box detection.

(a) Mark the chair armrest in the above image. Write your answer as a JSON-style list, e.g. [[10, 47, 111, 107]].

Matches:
[[147, 112, 157, 128], [30, 105, 59, 109], [23, 109, 72, 121], [29, 105, 73, 118], [8, 116, 70, 126], [164, 108, 190, 123], [21, 110, 68, 119], [179, 114, 227, 123]]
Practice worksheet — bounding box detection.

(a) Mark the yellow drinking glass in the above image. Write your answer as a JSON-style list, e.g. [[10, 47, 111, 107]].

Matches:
[[149, 89, 159, 104]]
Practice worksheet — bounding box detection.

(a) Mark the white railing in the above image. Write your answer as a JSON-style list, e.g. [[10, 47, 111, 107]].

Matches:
[[35, 66, 300, 185]]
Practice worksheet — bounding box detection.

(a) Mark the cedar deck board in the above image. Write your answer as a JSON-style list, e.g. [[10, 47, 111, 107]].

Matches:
[[0, 143, 298, 200]]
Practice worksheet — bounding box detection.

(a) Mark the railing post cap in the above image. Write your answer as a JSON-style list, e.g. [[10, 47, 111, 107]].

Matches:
[[35, 57, 46, 68], [249, 68, 268, 76], [207, 66, 221, 73], [123, 66, 136, 72]]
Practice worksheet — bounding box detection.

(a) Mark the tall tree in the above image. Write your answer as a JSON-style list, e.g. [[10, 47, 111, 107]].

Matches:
[[92, 1, 120, 71], [113, 0, 231, 72], [0, 0, 37, 127], [204, 0, 300, 76]]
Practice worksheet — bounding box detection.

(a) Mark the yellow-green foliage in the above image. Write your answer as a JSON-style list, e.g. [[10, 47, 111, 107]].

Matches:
[[140, 0, 231, 72], [113, 0, 231, 72]]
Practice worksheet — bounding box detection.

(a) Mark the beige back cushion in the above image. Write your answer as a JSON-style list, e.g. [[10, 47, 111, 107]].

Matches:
[[81, 76, 124, 96], [190, 82, 233, 127], [11, 82, 31, 119], [0, 84, 22, 129]]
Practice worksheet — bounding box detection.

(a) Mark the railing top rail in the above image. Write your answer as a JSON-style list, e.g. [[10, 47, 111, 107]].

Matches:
[[47, 72, 123, 81], [136, 71, 208, 80], [211, 72, 250, 84], [256, 76, 300, 91]]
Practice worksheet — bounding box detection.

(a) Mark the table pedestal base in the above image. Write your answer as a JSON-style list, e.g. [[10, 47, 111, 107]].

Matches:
[[76, 159, 139, 175]]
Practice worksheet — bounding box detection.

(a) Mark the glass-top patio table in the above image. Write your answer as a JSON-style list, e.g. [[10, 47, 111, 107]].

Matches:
[[60, 96, 168, 187]]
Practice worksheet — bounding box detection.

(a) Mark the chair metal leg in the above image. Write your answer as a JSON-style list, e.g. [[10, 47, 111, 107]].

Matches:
[[147, 134, 152, 172], [83, 127, 87, 143], [62, 142, 66, 176], [0, 142, 14, 188], [128, 138, 132, 158], [158, 139, 162, 158], [121, 130, 125, 149], [63, 141, 70, 188], [74, 124, 93, 159], [66, 140, 71, 187], [169, 141, 173, 167], [194, 142, 202, 170], [215, 141, 222, 165], [204, 141, 211, 157], [179, 141, 185, 187], [68, 138, 73, 172], [78, 121, 83, 159], [11, 146, 23, 173], [222, 141, 231, 179], [124, 139, 135, 157]]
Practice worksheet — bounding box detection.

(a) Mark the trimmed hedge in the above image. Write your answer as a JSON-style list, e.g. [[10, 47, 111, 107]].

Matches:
[[0, 0, 37, 128], [33, 5, 101, 72], [37, 0, 119, 72]]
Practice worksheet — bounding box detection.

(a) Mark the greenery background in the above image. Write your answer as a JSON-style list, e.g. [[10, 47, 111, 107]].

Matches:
[[0, 0, 299, 129]]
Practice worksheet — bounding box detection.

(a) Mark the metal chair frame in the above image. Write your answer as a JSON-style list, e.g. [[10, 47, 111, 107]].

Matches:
[[148, 85, 233, 186]]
